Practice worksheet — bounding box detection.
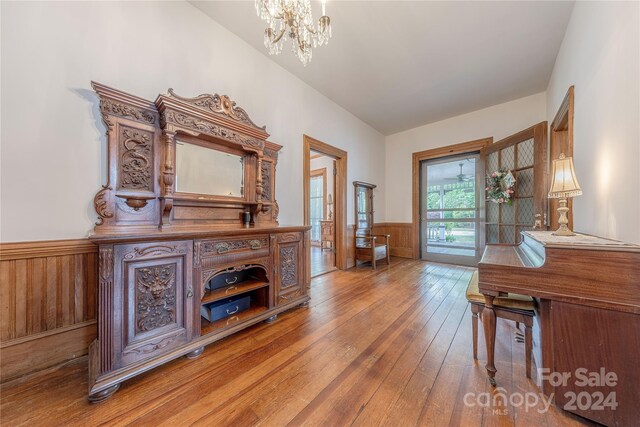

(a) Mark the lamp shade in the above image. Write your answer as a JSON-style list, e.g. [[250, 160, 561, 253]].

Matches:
[[327, 194, 333, 205], [548, 153, 582, 199]]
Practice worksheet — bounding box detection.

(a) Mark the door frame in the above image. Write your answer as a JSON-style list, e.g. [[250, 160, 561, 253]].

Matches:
[[303, 135, 348, 279], [549, 86, 574, 230], [412, 137, 493, 259]]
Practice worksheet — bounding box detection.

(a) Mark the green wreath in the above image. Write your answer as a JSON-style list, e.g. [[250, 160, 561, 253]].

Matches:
[[486, 169, 516, 205]]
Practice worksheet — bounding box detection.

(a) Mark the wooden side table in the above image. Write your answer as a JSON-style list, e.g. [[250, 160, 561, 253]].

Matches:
[[320, 220, 335, 251]]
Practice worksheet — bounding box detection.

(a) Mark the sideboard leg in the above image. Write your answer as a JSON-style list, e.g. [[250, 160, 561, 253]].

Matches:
[[88, 384, 120, 403], [185, 347, 205, 359], [265, 314, 278, 323]]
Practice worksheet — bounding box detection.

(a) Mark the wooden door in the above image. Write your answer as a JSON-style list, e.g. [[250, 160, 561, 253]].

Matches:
[[274, 232, 304, 305], [113, 240, 194, 368], [483, 122, 548, 245]]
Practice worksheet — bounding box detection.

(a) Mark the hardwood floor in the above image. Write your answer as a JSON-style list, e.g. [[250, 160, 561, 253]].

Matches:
[[310, 245, 336, 277], [0, 259, 592, 427]]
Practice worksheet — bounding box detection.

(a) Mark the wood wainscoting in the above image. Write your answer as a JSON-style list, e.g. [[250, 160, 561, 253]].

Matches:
[[0, 239, 98, 383], [373, 223, 413, 259]]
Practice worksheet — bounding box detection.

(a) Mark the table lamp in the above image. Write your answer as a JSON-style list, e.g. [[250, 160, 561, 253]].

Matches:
[[548, 153, 582, 236], [327, 194, 333, 220]]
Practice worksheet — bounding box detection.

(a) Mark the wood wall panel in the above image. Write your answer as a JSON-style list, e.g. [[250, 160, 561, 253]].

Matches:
[[0, 239, 97, 383], [373, 223, 413, 258], [347, 225, 355, 269]]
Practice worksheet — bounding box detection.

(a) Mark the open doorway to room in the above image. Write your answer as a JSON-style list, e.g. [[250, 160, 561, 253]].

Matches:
[[309, 153, 336, 276], [303, 135, 348, 281]]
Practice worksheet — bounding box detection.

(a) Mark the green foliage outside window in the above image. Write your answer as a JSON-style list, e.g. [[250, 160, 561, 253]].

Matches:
[[426, 182, 476, 243]]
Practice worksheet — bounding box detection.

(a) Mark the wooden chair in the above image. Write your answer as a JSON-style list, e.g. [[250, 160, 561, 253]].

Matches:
[[355, 229, 390, 270], [354, 181, 390, 269], [466, 271, 535, 379]]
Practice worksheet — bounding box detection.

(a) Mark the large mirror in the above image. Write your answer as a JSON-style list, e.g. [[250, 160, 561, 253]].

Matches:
[[175, 140, 245, 197]]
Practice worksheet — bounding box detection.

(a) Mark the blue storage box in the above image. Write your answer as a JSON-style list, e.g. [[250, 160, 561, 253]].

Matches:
[[201, 294, 251, 322]]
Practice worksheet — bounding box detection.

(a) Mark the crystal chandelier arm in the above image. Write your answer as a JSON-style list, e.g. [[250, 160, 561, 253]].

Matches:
[[296, 36, 307, 52], [271, 27, 287, 43]]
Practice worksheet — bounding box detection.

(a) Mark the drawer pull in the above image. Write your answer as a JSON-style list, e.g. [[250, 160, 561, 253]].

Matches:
[[226, 315, 239, 325], [226, 306, 240, 315], [225, 285, 238, 294], [249, 240, 262, 250], [280, 295, 289, 301], [225, 276, 239, 285]]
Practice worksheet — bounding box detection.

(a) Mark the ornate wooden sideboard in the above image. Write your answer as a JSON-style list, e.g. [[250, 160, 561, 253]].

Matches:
[[87, 82, 310, 402]]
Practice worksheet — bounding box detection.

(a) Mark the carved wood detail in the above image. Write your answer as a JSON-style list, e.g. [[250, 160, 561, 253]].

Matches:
[[264, 148, 279, 160], [87, 82, 302, 402], [92, 82, 282, 230], [94, 185, 114, 225], [279, 247, 297, 288], [123, 335, 179, 355], [99, 247, 113, 281], [123, 245, 186, 260], [119, 127, 153, 191], [201, 237, 269, 256], [278, 233, 300, 243], [163, 111, 264, 150], [167, 89, 266, 131], [261, 161, 272, 201], [135, 264, 177, 333], [99, 99, 156, 125]]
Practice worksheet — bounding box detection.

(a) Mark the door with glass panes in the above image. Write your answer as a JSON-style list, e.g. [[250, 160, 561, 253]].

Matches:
[[483, 122, 548, 245], [420, 153, 481, 266]]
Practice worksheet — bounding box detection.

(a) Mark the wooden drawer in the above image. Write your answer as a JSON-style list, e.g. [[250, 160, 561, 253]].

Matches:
[[198, 235, 270, 263]]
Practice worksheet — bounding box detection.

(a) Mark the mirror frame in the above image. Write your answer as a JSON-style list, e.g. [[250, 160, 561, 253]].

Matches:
[[173, 133, 255, 204]]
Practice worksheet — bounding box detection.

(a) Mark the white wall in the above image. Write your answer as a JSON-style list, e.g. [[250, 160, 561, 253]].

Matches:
[[0, 1, 385, 242], [546, 1, 640, 244], [385, 93, 547, 222]]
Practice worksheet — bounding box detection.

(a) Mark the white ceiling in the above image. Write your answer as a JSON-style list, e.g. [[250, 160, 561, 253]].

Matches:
[[191, 1, 574, 135]]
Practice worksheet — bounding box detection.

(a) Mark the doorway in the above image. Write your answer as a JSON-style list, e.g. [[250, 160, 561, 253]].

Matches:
[[420, 153, 482, 265], [412, 138, 493, 264], [303, 135, 348, 281], [309, 153, 336, 276]]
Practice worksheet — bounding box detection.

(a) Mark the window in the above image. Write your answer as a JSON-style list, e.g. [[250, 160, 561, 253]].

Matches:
[[310, 170, 326, 242]]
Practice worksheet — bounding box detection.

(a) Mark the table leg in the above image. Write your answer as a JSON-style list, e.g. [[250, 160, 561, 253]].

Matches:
[[482, 294, 497, 386]]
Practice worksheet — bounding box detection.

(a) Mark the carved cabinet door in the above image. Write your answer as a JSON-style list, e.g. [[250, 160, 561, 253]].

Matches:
[[273, 233, 305, 305], [113, 241, 194, 367]]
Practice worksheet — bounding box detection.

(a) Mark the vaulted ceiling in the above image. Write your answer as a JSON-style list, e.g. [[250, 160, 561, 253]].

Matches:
[[191, 1, 574, 135]]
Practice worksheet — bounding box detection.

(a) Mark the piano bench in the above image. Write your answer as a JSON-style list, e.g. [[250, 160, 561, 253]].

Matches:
[[466, 271, 535, 379]]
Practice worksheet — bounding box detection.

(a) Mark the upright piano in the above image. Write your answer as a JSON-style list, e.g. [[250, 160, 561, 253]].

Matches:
[[478, 231, 640, 426]]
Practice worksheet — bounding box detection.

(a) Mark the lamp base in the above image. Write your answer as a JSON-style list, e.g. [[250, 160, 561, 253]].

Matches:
[[552, 224, 576, 237], [552, 198, 576, 237]]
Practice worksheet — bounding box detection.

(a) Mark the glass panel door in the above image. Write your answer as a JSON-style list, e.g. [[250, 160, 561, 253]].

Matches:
[[483, 122, 548, 245], [309, 174, 324, 242], [420, 154, 481, 266]]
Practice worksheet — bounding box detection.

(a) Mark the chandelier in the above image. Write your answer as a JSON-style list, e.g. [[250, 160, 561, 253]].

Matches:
[[255, 0, 332, 66]]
